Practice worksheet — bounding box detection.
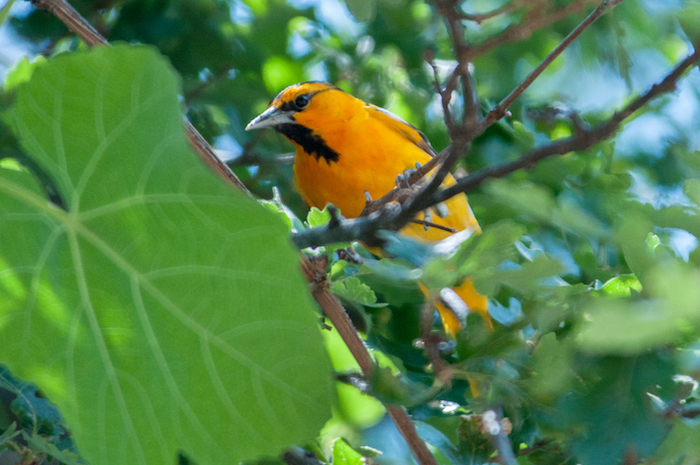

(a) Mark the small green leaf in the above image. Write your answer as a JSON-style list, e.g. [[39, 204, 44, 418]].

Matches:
[[473, 254, 564, 296], [487, 180, 607, 237], [331, 277, 386, 307], [11, 389, 65, 436], [423, 220, 525, 291], [512, 121, 536, 149], [331, 438, 364, 465], [2, 55, 46, 93], [21, 433, 83, 465], [307, 205, 332, 227], [599, 274, 642, 297], [528, 333, 574, 396], [576, 264, 700, 355], [259, 199, 293, 231]]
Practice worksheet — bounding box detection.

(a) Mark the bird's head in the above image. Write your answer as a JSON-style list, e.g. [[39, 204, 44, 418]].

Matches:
[[245, 81, 359, 163], [245, 81, 344, 132]]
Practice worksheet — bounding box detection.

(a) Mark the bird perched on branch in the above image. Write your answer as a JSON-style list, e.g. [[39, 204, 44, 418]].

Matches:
[[246, 81, 489, 336]]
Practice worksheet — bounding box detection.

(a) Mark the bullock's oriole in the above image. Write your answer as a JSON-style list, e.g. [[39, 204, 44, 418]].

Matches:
[[246, 82, 489, 335]]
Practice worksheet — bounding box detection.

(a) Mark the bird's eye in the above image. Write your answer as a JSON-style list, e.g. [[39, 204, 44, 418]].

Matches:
[[294, 95, 309, 109]]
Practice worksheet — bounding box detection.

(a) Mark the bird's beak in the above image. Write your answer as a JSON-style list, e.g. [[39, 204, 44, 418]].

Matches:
[[245, 106, 294, 131]]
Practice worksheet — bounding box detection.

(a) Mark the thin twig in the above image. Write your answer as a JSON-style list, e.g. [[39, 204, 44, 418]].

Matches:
[[408, 219, 457, 233], [492, 433, 518, 465], [395, 142, 468, 232], [386, 405, 439, 465], [184, 62, 233, 102], [433, 0, 481, 135], [30, 0, 107, 46], [29, 0, 253, 196], [484, 0, 626, 127]]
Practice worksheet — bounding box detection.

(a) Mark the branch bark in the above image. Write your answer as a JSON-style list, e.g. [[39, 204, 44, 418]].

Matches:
[[457, 0, 531, 24]]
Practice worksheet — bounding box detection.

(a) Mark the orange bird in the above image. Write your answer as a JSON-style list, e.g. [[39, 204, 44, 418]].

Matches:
[[246, 82, 489, 336]]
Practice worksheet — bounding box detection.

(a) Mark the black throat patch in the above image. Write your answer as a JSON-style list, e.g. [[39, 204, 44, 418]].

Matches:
[[276, 123, 340, 164]]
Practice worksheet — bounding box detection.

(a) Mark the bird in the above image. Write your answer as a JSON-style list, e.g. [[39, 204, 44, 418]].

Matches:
[[246, 81, 489, 336]]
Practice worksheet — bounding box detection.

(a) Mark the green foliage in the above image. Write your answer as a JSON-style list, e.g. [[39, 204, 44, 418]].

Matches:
[[2, 0, 700, 465]]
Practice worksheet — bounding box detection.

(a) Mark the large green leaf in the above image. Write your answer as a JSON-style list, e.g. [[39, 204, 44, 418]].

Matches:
[[1, 45, 332, 465]]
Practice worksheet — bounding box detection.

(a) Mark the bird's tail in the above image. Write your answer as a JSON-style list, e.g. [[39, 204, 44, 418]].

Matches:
[[433, 278, 492, 337]]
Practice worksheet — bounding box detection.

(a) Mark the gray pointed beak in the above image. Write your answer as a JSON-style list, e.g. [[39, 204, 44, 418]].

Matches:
[[245, 106, 295, 131]]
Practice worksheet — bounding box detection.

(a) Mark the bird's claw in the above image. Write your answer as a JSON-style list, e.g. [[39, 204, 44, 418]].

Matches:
[[433, 202, 449, 218], [395, 167, 420, 189]]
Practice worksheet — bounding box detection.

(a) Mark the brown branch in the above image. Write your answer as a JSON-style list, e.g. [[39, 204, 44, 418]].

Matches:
[[433, 0, 481, 134], [183, 121, 254, 195], [484, 0, 626, 127], [30, 0, 107, 46], [408, 219, 457, 233], [300, 256, 438, 465], [29, 0, 253, 197], [374, 0, 481, 233], [386, 405, 439, 465], [399, 0, 627, 222], [432, 1, 466, 134], [483, 410, 517, 465], [395, 141, 468, 229]]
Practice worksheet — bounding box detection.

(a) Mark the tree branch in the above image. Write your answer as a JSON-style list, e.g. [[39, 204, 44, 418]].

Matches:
[[433, 0, 482, 134], [483, 410, 517, 465], [30, 0, 107, 46]]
